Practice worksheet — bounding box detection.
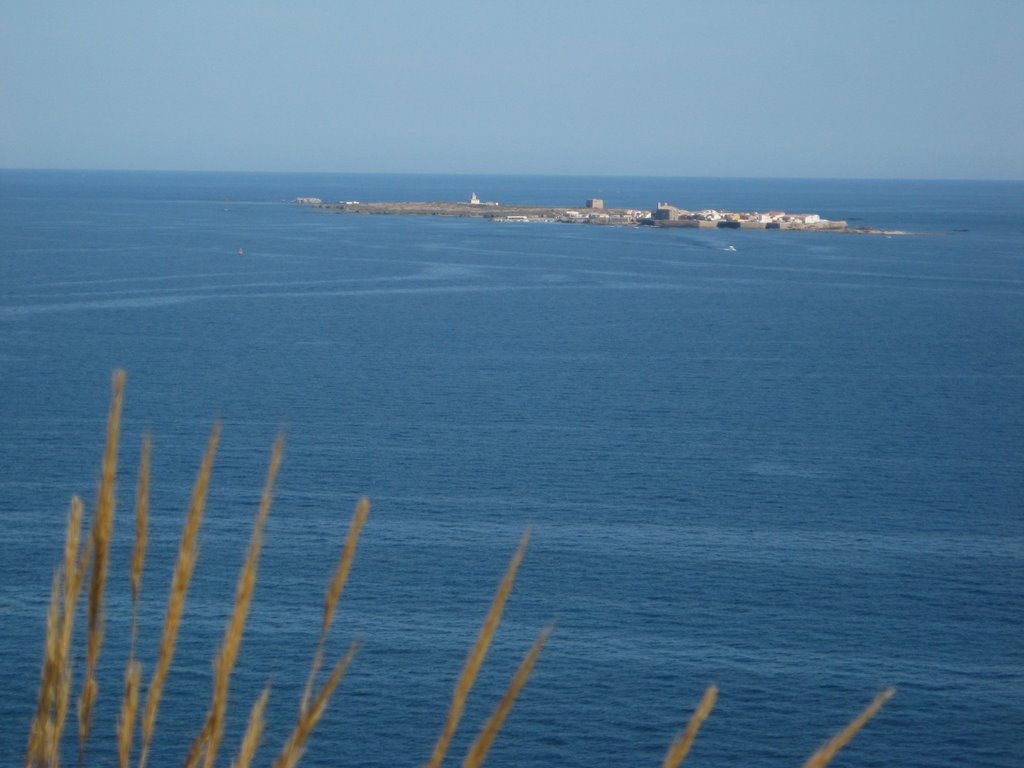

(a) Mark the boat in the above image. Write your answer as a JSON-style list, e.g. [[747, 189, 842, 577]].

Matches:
[[724, 245, 736, 252], [238, 247, 245, 257]]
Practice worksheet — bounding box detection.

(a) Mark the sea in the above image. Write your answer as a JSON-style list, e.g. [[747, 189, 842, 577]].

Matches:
[[0, 170, 1021, 768]]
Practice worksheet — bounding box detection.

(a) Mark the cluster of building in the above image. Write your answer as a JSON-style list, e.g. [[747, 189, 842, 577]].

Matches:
[[650, 203, 840, 229], [484, 195, 838, 228], [491, 197, 839, 229], [559, 208, 651, 224]]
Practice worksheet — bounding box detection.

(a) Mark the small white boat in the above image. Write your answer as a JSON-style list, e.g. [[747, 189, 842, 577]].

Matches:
[[238, 247, 245, 257], [724, 245, 736, 252]]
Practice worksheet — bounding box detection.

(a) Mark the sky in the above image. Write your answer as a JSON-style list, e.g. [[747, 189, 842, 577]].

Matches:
[[2, 1, 1022, 179]]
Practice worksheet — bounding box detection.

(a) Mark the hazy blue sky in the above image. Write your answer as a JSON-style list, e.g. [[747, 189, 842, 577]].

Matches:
[[2, 1, 1022, 179]]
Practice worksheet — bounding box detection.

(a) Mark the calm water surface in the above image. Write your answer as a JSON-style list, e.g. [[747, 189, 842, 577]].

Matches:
[[1, 171, 1022, 767]]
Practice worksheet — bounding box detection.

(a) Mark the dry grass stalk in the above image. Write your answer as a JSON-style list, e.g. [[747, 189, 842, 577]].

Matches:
[[274, 642, 359, 768], [662, 684, 718, 768], [231, 686, 271, 768], [138, 422, 220, 768], [78, 369, 126, 762], [424, 529, 530, 768], [801, 688, 895, 768], [51, 498, 90, 766], [62, 497, 85, 622], [112, 435, 149, 768], [300, 496, 369, 713], [25, 571, 62, 768], [130, 434, 151, 641], [182, 722, 211, 768], [462, 623, 553, 768], [117, 661, 141, 768], [196, 433, 284, 768], [26, 495, 89, 768], [111, 434, 150, 768], [75, 679, 97, 768]]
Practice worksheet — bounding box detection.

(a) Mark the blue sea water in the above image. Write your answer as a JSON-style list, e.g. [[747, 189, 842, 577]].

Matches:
[[1, 170, 1022, 767]]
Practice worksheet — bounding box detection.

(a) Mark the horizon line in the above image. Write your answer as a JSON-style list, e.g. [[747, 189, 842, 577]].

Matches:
[[1, 166, 1022, 184]]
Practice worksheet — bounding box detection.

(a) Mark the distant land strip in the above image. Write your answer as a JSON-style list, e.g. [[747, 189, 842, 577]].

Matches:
[[294, 195, 914, 235]]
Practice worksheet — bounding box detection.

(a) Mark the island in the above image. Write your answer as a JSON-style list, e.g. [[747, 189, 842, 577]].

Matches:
[[296, 194, 910, 234]]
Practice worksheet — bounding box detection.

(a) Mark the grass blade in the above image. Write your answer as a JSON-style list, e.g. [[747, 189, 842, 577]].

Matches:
[[802, 688, 895, 768], [130, 434, 151, 645], [275, 642, 358, 768], [25, 571, 61, 768], [138, 422, 220, 768], [198, 433, 283, 768], [77, 369, 126, 764], [424, 529, 529, 768], [51, 497, 90, 767], [116, 661, 141, 768], [300, 497, 368, 713], [462, 623, 552, 768], [662, 684, 717, 768], [232, 685, 271, 768]]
